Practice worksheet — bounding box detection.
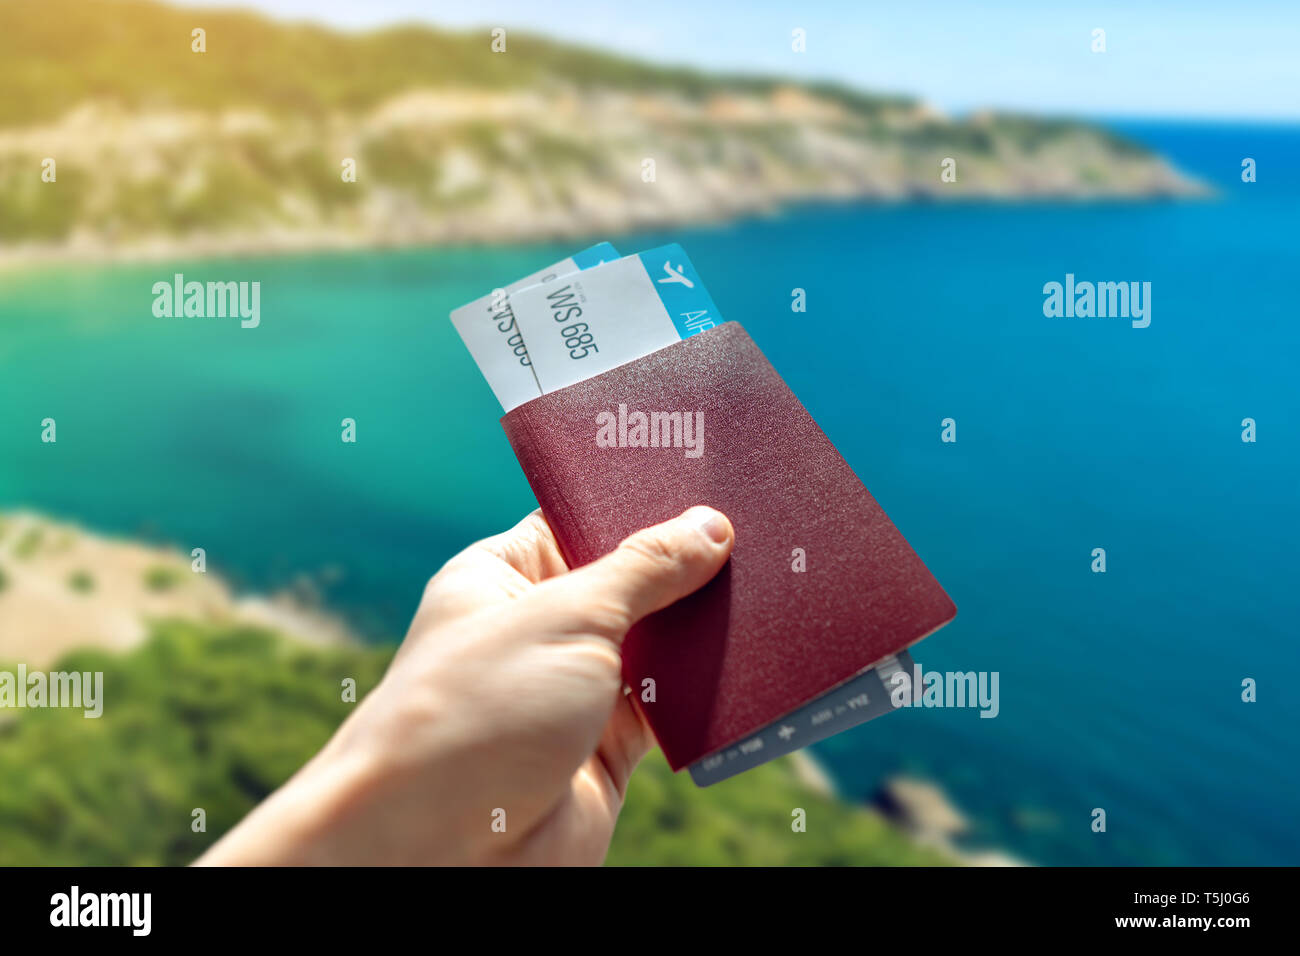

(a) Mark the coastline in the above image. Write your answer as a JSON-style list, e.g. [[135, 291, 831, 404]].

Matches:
[[0, 511, 357, 668], [0, 77, 1208, 275], [788, 749, 1025, 866], [0, 184, 1210, 273]]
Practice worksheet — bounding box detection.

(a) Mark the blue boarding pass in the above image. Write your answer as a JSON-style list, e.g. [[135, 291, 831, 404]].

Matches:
[[449, 242, 619, 411], [509, 243, 724, 394]]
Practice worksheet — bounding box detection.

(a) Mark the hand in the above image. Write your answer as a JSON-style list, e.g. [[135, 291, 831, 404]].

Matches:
[[197, 505, 734, 866]]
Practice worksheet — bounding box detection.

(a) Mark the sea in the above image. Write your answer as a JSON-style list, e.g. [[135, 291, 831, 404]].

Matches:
[[2, 120, 1297, 866]]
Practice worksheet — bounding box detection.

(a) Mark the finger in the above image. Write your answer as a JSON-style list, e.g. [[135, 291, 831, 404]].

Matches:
[[402, 511, 568, 648], [594, 690, 656, 797], [408, 546, 531, 629], [531, 506, 734, 643], [470, 509, 571, 584]]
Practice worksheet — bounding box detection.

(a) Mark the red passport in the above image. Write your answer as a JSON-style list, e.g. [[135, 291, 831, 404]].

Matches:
[[501, 323, 956, 770]]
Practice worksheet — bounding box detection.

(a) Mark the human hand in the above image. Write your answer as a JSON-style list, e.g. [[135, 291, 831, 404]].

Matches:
[[197, 505, 734, 866]]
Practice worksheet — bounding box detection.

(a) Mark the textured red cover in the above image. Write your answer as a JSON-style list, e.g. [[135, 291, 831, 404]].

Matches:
[[501, 323, 956, 770]]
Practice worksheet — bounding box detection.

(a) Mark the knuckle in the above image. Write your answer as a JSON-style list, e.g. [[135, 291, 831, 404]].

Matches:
[[538, 587, 631, 638], [584, 595, 635, 636], [421, 568, 448, 601], [420, 551, 477, 604], [620, 529, 680, 574]]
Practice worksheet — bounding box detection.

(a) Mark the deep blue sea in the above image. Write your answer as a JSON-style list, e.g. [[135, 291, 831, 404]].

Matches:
[[2, 120, 1297, 865]]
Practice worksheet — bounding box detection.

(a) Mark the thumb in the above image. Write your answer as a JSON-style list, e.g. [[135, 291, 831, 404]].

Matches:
[[533, 506, 734, 643]]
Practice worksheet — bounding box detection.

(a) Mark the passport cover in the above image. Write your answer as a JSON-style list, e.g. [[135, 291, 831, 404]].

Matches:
[[501, 322, 956, 770]]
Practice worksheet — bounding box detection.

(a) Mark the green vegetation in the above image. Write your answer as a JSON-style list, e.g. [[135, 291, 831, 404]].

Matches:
[[0, 622, 390, 865], [143, 565, 184, 592], [12, 527, 44, 560], [0, 0, 1193, 252], [609, 755, 952, 866], [0, 622, 950, 865], [66, 569, 95, 593], [0, 0, 897, 127]]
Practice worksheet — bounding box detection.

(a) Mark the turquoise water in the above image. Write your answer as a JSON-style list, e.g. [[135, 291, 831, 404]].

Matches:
[[2, 121, 1297, 865]]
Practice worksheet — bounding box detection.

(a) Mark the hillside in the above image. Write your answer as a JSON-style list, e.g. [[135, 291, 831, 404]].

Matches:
[[0, 0, 1202, 262]]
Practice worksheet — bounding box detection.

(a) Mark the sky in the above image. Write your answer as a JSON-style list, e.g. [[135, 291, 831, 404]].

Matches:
[[165, 0, 1300, 120]]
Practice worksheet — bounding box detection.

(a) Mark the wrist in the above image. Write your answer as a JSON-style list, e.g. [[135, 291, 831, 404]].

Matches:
[[196, 740, 387, 865]]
